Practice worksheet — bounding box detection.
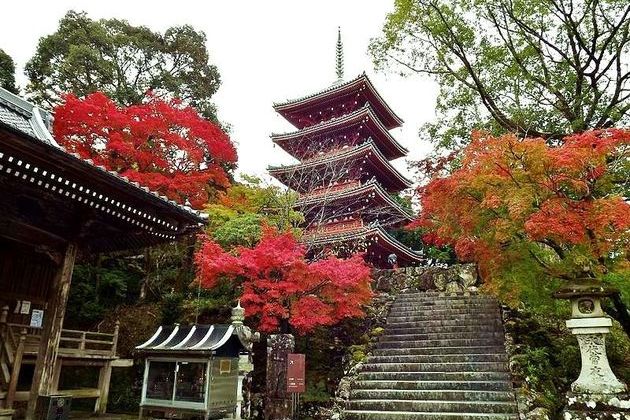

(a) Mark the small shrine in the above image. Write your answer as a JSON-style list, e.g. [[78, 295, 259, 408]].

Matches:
[[135, 303, 259, 420], [268, 29, 423, 267]]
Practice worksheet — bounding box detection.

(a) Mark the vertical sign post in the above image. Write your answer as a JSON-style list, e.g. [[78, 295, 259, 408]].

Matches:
[[287, 353, 305, 419]]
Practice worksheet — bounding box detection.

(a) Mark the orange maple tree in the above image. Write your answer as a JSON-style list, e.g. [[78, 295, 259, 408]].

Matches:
[[195, 227, 373, 334], [53, 92, 237, 209], [413, 129, 630, 332]]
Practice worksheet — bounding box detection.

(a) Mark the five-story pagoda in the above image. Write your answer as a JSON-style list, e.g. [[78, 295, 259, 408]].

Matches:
[[269, 29, 423, 267]]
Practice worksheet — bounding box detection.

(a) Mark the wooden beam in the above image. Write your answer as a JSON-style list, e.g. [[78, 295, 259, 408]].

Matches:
[[25, 243, 77, 419]]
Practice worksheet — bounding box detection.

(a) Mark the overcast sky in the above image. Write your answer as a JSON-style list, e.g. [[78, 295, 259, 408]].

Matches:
[[1, 1, 438, 184]]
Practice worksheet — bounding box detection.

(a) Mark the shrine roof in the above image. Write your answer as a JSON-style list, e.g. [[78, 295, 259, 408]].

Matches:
[[297, 180, 414, 221], [135, 324, 246, 355], [0, 87, 206, 252], [273, 73, 403, 130], [268, 140, 412, 191], [303, 223, 423, 263], [271, 104, 408, 160]]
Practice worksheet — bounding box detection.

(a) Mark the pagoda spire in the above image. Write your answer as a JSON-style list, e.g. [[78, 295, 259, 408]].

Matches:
[[335, 27, 344, 82]]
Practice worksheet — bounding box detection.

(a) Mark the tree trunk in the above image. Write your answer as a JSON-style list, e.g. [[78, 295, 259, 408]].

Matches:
[[607, 294, 630, 338]]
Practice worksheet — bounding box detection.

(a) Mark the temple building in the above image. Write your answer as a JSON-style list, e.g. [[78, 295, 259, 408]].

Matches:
[[269, 30, 423, 268], [0, 86, 205, 418]]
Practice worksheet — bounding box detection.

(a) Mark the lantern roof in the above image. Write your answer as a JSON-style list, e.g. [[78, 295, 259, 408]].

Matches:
[[135, 324, 248, 356], [271, 104, 408, 160], [273, 73, 404, 130]]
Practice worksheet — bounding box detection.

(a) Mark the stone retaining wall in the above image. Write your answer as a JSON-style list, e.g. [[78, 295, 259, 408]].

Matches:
[[372, 263, 480, 293]]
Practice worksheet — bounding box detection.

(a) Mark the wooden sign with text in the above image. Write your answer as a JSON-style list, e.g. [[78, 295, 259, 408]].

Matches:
[[286, 353, 305, 393]]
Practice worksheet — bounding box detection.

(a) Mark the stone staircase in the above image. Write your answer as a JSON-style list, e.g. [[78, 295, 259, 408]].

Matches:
[[343, 292, 518, 420]]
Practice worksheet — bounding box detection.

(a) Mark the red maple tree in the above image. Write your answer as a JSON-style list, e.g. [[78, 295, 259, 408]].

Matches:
[[53, 92, 237, 209], [412, 129, 630, 333], [194, 227, 373, 334]]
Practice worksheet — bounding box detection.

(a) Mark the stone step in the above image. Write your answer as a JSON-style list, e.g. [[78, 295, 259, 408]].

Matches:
[[377, 338, 503, 349], [343, 410, 519, 420], [390, 302, 497, 310], [360, 362, 509, 373], [372, 346, 507, 356], [353, 380, 513, 392], [350, 389, 516, 402], [367, 353, 508, 364], [380, 332, 505, 342], [386, 319, 503, 328], [357, 371, 511, 382], [387, 325, 503, 335], [389, 309, 499, 317], [346, 400, 518, 414], [387, 313, 500, 322], [395, 295, 493, 302]]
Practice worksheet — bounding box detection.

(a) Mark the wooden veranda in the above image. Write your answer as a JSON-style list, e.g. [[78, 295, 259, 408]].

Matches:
[[0, 87, 205, 419]]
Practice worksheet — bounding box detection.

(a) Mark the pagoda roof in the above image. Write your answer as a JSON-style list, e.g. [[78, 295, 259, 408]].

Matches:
[[273, 73, 404, 130], [0, 87, 205, 253], [303, 223, 423, 266], [271, 105, 408, 160], [268, 140, 412, 193], [297, 180, 414, 223]]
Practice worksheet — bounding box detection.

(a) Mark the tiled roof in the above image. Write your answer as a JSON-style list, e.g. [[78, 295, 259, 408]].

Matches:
[[0, 87, 206, 224], [303, 222, 423, 262], [273, 73, 403, 129], [297, 180, 414, 220], [268, 139, 412, 188]]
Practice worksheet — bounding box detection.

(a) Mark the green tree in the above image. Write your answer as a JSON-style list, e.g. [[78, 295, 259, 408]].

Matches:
[[25, 10, 221, 120], [370, 0, 630, 150], [205, 175, 303, 249], [0, 48, 17, 93]]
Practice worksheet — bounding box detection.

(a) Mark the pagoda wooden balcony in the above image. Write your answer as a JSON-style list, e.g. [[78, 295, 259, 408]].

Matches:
[[302, 180, 362, 199], [304, 218, 364, 238]]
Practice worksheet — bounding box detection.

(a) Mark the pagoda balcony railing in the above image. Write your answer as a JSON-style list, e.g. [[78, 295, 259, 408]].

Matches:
[[301, 180, 362, 200], [304, 218, 364, 238]]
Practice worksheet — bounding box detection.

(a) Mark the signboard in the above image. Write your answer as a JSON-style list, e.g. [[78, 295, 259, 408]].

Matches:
[[30, 309, 44, 328], [286, 353, 305, 393], [20, 300, 31, 314]]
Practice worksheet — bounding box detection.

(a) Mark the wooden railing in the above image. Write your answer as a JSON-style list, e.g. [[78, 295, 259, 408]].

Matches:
[[0, 305, 27, 409]]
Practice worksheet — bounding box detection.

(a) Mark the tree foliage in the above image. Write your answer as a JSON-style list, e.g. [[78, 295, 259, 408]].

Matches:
[[412, 129, 630, 331], [0, 48, 17, 94], [53, 92, 237, 209], [205, 175, 303, 249], [371, 0, 630, 149], [195, 228, 373, 334], [26, 11, 221, 120]]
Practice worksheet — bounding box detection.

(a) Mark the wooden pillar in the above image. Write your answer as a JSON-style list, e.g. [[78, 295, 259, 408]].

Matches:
[[94, 361, 112, 414], [26, 243, 77, 419], [264, 334, 295, 420], [6, 328, 27, 408]]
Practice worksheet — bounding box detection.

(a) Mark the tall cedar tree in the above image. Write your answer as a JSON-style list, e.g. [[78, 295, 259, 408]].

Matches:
[[53, 92, 237, 209], [26, 11, 221, 121], [195, 228, 373, 334], [413, 129, 630, 335], [371, 0, 630, 150], [0, 48, 17, 94]]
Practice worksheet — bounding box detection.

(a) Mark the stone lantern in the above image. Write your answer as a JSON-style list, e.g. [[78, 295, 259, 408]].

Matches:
[[553, 280, 629, 418]]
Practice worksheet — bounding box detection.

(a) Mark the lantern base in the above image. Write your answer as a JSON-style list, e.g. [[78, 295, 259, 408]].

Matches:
[[562, 392, 630, 420]]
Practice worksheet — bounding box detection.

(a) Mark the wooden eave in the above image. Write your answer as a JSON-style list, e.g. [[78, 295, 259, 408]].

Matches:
[[271, 105, 408, 160], [268, 141, 412, 193], [273, 74, 404, 130], [0, 122, 205, 253]]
